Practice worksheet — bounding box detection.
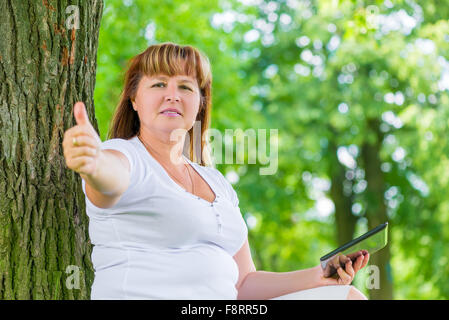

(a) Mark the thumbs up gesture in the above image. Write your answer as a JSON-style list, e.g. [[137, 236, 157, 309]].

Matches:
[[63, 102, 102, 176]]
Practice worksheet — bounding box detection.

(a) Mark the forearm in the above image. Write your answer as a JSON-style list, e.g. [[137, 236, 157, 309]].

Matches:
[[237, 266, 324, 300], [80, 150, 129, 196]]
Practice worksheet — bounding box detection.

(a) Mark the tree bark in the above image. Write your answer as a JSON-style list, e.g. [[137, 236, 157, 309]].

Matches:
[[0, 0, 103, 299], [361, 118, 394, 300]]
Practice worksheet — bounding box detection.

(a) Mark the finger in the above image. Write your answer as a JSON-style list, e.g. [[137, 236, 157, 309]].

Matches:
[[64, 127, 97, 147], [68, 156, 95, 171], [66, 135, 99, 149], [339, 254, 351, 268], [69, 146, 98, 158], [353, 255, 364, 272], [361, 253, 370, 269], [64, 138, 95, 155], [74, 102, 91, 126], [337, 267, 352, 285], [64, 126, 89, 140], [347, 251, 363, 261], [76, 161, 98, 175], [345, 260, 355, 278]]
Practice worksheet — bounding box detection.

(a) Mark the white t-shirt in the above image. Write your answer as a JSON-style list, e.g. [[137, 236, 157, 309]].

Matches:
[[81, 136, 248, 299]]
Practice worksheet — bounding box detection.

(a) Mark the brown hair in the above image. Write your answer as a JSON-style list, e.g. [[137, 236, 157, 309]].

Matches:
[[108, 42, 213, 167]]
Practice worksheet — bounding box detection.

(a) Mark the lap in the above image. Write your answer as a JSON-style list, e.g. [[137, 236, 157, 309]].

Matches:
[[270, 285, 352, 300]]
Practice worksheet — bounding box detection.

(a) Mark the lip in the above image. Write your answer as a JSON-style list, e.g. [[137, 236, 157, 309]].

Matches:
[[160, 108, 182, 115]]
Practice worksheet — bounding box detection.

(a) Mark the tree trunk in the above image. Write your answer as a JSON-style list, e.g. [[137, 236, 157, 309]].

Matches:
[[0, 0, 103, 299], [361, 119, 394, 300], [328, 141, 357, 246]]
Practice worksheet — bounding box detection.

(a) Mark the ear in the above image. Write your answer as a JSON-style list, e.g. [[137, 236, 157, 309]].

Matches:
[[131, 99, 137, 111]]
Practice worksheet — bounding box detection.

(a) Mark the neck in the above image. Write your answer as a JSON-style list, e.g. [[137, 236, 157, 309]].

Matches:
[[137, 128, 187, 167]]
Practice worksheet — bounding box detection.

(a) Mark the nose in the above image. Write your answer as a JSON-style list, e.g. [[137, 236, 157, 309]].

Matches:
[[164, 82, 181, 103], [165, 95, 180, 103]]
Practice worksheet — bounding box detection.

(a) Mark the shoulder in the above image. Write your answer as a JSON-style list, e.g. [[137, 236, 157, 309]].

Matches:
[[100, 136, 142, 180], [100, 137, 140, 160], [101, 136, 139, 151]]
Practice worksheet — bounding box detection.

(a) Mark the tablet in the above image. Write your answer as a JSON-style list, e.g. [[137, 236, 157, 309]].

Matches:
[[320, 222, 388, 277]]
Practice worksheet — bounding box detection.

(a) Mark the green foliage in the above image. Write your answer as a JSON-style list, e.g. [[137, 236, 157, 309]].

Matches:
[[94, 0, 449, 299]]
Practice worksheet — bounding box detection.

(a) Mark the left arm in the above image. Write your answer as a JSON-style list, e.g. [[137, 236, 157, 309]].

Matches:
[[233, 238, 369, 300]]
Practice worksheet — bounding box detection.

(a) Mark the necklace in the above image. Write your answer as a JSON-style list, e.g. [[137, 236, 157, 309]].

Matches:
[[137, 134, 195, 194]]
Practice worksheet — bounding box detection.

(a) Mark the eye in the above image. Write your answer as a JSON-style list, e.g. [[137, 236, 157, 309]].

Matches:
[[151, 83, 192, 91]]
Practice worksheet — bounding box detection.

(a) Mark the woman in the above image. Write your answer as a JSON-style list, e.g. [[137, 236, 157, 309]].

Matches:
[[62, 42, 369, 300]]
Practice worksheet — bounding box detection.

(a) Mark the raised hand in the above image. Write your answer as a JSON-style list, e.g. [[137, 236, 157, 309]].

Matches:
[[63, 102, 102, 176]]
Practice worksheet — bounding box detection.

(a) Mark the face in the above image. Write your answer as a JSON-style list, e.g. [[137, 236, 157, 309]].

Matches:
[[132, 73, 201, 137]]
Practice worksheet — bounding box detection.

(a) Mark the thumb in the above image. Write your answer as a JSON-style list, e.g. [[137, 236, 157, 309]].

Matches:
[[74, 101, 91, 126]]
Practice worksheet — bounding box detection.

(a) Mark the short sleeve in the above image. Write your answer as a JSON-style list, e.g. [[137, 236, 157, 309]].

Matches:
[[228, 182, 239, 207], [100, 138, 136, 181], [81, 138, 139, 210]]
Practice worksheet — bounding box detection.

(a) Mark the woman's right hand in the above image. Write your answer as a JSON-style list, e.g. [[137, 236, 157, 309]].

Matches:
[[63, 102, 102, 177]]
